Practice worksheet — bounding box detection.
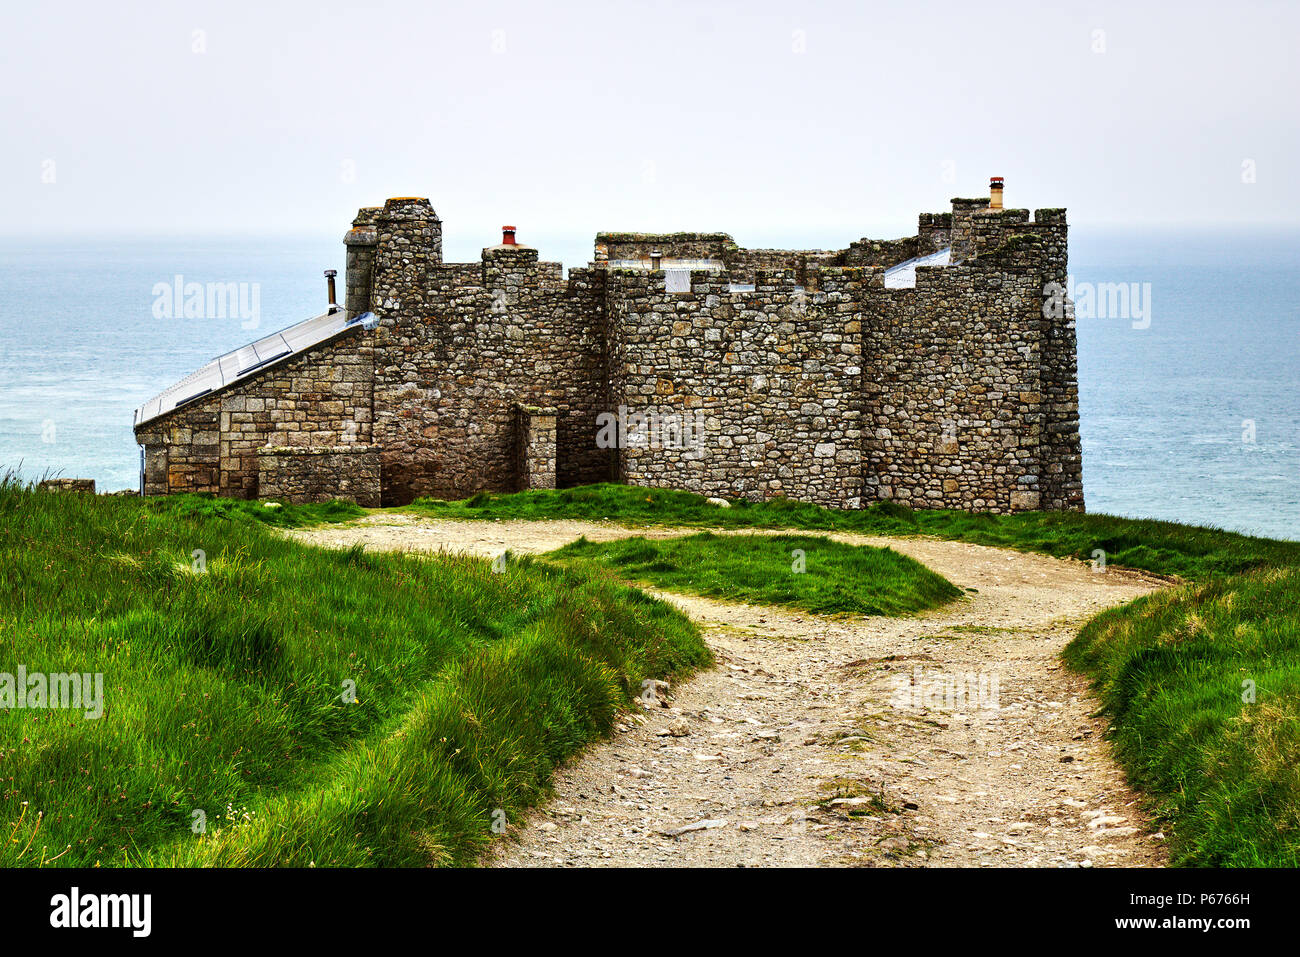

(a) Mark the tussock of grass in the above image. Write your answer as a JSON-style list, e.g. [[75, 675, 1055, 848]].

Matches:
[[408, 483, 1300, 580], [546, 532, 962, 617], [1064, 569, 1300, 866], [0, 477, 708, 867]]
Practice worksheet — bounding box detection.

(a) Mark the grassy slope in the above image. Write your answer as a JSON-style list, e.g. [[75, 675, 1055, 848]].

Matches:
[[0, 483, 708, 867], [1064, 569, 1300, 866], [546, 532, 964, 617], [409, 483, 1300, 866]]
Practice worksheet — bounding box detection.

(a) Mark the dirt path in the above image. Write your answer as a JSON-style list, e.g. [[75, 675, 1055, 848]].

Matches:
[[289, 513, 1169, 868]]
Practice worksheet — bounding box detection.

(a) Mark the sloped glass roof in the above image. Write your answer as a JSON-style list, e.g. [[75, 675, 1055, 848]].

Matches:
[[134, 309, 368, 427], [883, 247, 952, 289]]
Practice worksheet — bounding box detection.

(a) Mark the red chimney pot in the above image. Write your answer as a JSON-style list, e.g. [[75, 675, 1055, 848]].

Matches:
[[502, 226, 517, 245]]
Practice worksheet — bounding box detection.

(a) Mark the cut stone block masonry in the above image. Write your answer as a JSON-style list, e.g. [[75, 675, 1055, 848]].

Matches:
[[135, 178, 1083, 514]]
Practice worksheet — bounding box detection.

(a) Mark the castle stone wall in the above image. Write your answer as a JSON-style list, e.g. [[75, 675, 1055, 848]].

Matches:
[[367, 243, 609, 505], [861, 254, 1044, 511], [855, 212, 1078, 513], [843, 237, 919, 268], [949, 198, 989, 262], [605, 267, 867, 507], [258, 445, 381, 506], [595, 233, 734, 263], [136, 187, 1084, 515], [343, 206, 381, 317], [1030, 209, 1084, 510], [918, 212, 953, 253]]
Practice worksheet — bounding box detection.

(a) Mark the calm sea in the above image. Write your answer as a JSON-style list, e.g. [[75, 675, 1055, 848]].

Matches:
[[1, 229, 1296, 540]]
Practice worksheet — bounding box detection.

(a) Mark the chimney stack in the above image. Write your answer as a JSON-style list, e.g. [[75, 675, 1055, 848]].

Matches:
[[324, 269, 338, 309], [989, 176, 1004, 210], [501, 225, 517, 246]]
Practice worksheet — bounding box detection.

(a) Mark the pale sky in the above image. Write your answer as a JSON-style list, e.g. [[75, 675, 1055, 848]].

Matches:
[[3, 0, 1297, 252]]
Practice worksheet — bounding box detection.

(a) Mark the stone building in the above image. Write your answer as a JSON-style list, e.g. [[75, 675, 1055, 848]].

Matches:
[[134, 178, 1083, 513]]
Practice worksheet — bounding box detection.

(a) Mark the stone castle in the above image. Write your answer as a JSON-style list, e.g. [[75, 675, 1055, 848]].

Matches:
[[134, 177, 1083, 513]]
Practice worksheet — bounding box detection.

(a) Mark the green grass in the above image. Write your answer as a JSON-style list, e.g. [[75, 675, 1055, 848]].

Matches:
[[0, 478, 709, 867], [9, 472, 1300, 867], [1063, 568, 1300, 866], [545, 532, 963, 617], [145, 491, 366, 528], [408, 483, 1300, 580]]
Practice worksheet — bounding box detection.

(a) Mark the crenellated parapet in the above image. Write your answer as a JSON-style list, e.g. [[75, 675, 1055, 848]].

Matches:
[[137, 179, 1082, 513]]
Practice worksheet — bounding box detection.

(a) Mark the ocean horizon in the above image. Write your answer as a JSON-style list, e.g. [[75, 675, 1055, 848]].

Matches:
[[1, 226, 1296, 541]]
